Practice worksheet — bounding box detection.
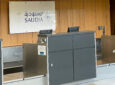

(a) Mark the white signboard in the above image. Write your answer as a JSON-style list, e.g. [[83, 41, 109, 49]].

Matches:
[[9, 1, 56, 34]]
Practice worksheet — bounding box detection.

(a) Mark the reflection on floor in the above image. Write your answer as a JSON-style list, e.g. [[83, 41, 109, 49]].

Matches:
[[97, 60, 103, 65], [4, 72, 23, 82], [81, 78, 115, 85]]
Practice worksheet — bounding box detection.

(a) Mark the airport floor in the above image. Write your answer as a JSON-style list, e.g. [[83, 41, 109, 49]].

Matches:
[[3, 60, 115, 85], [81, 78, 115, 85]]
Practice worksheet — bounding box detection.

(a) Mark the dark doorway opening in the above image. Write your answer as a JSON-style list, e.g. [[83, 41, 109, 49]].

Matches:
[[110, 0, 115, 35]]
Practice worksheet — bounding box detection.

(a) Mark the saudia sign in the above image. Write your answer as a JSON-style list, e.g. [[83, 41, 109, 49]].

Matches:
[[24, 12, 44, 23], [9, 1, 56, 34]]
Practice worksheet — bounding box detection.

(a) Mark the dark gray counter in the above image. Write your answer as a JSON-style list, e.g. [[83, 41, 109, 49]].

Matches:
[[47, 31, 96, 85]]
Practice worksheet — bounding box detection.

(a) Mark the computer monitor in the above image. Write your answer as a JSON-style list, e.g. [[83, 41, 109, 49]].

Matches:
[[39, 29, 52, 34], [68, 26, 79, 33]]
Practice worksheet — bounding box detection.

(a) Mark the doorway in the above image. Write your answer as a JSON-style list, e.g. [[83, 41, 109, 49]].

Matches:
[[110, 0, 115, 35]]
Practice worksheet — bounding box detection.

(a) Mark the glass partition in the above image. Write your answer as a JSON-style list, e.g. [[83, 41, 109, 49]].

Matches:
[[97, 35, 115, 65], [96, 38, 102, 65], [23, 44, 47, 78]]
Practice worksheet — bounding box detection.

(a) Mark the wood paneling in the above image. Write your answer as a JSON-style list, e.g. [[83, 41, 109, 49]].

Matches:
[[1, 0, 18, 46], [72, 0, 85, 31], [105, 0, 111, 36], [58, 0, 72, 32], [0, 0, 111, 47], [0, 0, 1, 38], [55, 0, 60, 33], [96, 0, 111, 37], [84, 0, 96, 31]]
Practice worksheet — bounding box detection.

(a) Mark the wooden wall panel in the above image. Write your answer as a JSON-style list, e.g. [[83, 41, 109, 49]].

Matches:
[[96, 0, 106, 37], [0, 0, 1, 38], [59, 0, 72, 33], [1, 0, 18, 46], [17, 33, 33, 45], [55, 0, 60, 33], [95, 0, 111, 38], [0, 0, 111, 47], [84, 0, 96, 31], [105, 0, 111, 35], [32, 33, 38, 43], [71, 0, 85, 31]]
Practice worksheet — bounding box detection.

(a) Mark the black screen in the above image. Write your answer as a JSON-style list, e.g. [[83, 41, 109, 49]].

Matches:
[[68, 26, 79, 33], [39, 29, 52, 34]]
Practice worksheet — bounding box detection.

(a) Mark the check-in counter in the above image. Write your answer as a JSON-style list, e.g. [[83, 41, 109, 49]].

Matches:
[[2, 32, 115, 85], [23, 31, 96, 85], [1, 31, 96, 85]]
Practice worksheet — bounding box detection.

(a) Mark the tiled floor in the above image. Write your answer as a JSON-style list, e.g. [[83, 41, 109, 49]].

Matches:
[[81, 78, 115, 85]]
